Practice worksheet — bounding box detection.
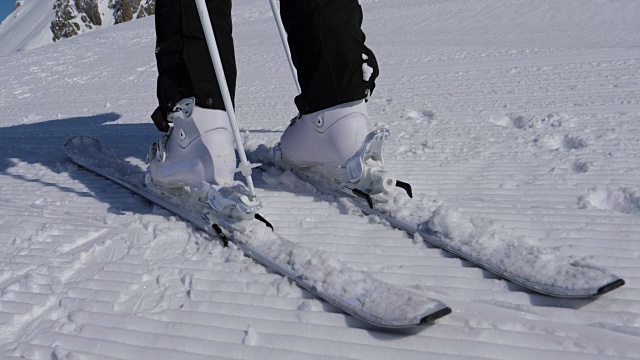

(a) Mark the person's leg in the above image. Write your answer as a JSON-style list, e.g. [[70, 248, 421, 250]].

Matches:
[[280, 0, 379, 115], [181, 0, 236, 110], [152, 0, 236, 132], [149, 0, 237, 189], [277, 0, 377, 173], [153, 0, 188, 132]]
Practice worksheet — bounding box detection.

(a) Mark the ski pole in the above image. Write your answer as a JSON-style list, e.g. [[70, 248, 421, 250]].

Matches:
[[194, 0, 259, 198], [268, 0, 301, 94]]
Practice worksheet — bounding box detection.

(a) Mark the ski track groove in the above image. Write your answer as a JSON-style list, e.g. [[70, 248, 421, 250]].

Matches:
[[70, 310, 471, 357], [65, 302, 638, 360]]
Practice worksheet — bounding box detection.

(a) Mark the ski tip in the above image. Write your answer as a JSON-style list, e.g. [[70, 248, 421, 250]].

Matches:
[[419, 307, 452, 325], [63, 136, 77, 148], [64, 136, 102, 158], [64, 135, 99, 147], [597, 278, 625, 295]]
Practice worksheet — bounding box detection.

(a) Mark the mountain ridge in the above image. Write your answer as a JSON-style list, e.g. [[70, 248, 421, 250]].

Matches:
[[0, 0, 155, 56]]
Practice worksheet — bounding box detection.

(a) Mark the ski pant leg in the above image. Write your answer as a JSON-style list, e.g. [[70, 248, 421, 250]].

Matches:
[[153, 0, 236, 132], [182, 0, 236, 110], [279, 0, 379, 114], [153, 0, 186, 132]]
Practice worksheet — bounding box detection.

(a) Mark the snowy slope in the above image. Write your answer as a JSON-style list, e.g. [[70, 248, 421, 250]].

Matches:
[[1, 0, 640, 359], [0, 0, 56, 55], [0, 0, 150, 56]]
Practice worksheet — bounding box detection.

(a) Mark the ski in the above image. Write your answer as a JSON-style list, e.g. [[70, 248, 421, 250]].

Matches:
[[262, 153, 626, 299], [64, 136, 452, 329]]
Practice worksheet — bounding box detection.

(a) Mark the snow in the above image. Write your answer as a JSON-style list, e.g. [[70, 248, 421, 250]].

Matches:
[[1, 0, 640, 359], [579, 187, 640, 215], [425, 204, 618, 295], [0, 0, 139, 57], [242, 325, 258, 345], [98, 0, 116, 28], [0, 0, 55, 55], [65, 135, 449, 327], [362, 53, 373, 81]]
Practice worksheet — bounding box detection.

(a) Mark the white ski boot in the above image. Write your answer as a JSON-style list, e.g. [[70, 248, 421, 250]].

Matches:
[[146, 97, 261, 220], [277, 100, 369, 172], [274, 100, 411, 204]]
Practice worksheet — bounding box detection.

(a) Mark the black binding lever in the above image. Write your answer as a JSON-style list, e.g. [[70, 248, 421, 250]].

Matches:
[[352, 189, 374, 209], [255, 213, 274, 231], [212, 223, 229, 247], [396, 180, 413, 198]]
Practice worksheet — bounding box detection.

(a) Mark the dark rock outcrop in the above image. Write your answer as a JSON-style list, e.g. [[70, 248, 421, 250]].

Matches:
[[113, 0, 155, 23], [50, 0, 155, 42]]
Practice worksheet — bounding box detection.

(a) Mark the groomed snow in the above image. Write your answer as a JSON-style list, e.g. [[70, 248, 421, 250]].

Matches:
[[65, 134, 450, 328], [1, 0, 639, 359]]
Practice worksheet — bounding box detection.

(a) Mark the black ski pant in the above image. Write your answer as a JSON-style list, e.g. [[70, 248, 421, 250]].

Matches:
[[152, 0, 379, 132]]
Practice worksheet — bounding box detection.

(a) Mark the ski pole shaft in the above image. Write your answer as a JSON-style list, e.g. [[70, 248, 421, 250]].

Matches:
[[268, 0, 301, 94], [194, 0, 257, 197]]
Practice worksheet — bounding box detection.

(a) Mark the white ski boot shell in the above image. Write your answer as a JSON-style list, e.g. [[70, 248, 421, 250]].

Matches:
[[278, 100, 369, 173], [147, 97, 236, 193], [275, 100, 401, 197], [146, 98, 263, 220]]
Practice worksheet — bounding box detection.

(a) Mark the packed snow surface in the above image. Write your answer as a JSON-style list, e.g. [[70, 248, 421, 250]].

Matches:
[[1, 0, 640, 359], [64, 135, 448, 327]]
